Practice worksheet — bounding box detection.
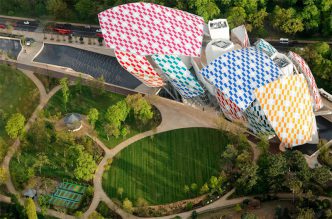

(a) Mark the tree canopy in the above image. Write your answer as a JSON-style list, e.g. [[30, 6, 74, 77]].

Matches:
[[5, 113, 25, 139]]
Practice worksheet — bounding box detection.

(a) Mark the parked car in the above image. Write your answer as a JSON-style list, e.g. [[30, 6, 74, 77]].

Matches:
[[23, 21, 30, 25], [0, 24, 6, 29]]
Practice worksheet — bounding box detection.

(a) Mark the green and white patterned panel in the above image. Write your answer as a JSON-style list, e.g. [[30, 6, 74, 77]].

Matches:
[[152, 54, 204, 98], [254, 39, 277, 57]]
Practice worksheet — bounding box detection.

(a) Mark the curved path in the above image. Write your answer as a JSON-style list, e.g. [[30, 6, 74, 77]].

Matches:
[[83, 96, 251, 219], [1, 70, 258, 219], [1, 70, 71, 218]]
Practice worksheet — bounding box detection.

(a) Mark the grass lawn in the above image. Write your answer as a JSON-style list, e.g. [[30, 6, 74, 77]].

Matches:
[[0, 64, 39, 160], [102, 128, 231, 205], [45, 85, 161, 148]]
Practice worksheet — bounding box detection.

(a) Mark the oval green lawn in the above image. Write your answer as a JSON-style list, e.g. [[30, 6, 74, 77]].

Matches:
[[102, 127, 230, 205]]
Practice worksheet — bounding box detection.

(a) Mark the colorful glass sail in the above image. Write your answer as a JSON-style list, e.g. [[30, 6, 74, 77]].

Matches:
[[98, 2, 204, 56]]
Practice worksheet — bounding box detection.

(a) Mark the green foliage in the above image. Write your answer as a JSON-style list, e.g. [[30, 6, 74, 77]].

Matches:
[[301, 3, 320, 31], [0, 167, 8, 184], [199, 183, 209, 194], [87, 108, 99, 128], [69, 144, 97, 181], [60, 78, 69, 111], [271, 6, 304, 34], [25, 198, 37, 219], [123, 198, 134, 213], [190, 183, 198, 193], [5, 113, 25, 139], [46, 0, 68, 19], [184, 185, 190, 194], [227, 7, 247, 29], [75, 0, 95, 19], [126, 94, 154, 123], [296, 208, 315, 219], [188, 0, 220, 22], [312, 166, 331, 186], [88, 211, 104, 219]]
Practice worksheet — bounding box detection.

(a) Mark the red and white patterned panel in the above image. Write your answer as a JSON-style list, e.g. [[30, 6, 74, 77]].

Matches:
[[98, 3, 204, 57], [288, 51, 323, 111], [115, 50, 164, 87], [216, 89, 247, 121]]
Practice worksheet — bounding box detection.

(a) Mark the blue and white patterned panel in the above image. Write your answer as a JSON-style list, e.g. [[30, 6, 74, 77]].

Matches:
[[254, 39, 277, 57], [244, 99, 275, 135], [200, 48, 282, 110], [152, 54, 204, 98]]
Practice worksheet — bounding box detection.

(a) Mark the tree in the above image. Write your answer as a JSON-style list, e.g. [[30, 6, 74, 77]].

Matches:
[[188, 0, 220, 22], [296, 208, 315, 219], [136, 197, 148, 207], [183, 185, 190, 194], [248, 8, 268, 31], [87, 108, 99, 128], [104, 123, 120, 139], [25, 198, 37, 219], [75, 0, 94, 19], [236, 162, 258, 193], [121, 127, 128, 138], [126, 94, 154, 123], [222, 144, 238, 162], [88, 211, 104, 219], [200, 183, 210, 194], [267, 154, 287, 191], [5, 113, 25, 139], [0, 167, 8, 184], [257, 135, 269, 154], [73, 150, 97, 181], [117, 187, 124, 199], [191, 183, 198, 193], [227, 7, 247, 29], [60, 78, 69, 111], [209, 176, 218, 189], [301, 4, 320, 31], [123, 198, 134, 213], [288, 178, 303, 202], [106, 100, 130, 126], [46, 0, 67, 19], [271, 6, 304, 35], [312, 166, 331, 186]]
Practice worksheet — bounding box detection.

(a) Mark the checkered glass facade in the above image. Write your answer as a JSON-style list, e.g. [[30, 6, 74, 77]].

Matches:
[[98, 3, 204, 57], [115, 50, 164, 87], [254, 74, 314, 146], [244, 99, 275, 135], [200, 48, 282, 111], [152, 54, 204, 98], [216, 89, 246, 121], [288, 51, 323, 111], [254, 39, 277, 57]]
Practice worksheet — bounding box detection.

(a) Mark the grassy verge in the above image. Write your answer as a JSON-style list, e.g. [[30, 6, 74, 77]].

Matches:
[[0, 64, 39, 161]]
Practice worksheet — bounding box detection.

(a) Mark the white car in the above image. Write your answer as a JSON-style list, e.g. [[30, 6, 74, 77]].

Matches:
[[26, 40, 31, 46], [96, 28, 102, 33], [23, 21, 30, 25]]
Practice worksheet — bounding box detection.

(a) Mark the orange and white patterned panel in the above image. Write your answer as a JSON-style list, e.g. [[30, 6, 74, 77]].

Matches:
[[115, 50, 164, 87], [288, 51, 323, 111], [254, 74, 314, 147]]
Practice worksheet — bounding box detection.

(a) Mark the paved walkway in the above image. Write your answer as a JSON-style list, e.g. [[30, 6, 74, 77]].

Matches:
[[83, 96, 221, 218], [1, 71, 65, 217]]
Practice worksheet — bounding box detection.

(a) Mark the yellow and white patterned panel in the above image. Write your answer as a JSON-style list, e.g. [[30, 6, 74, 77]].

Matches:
[[254, 75, 314, 147]]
